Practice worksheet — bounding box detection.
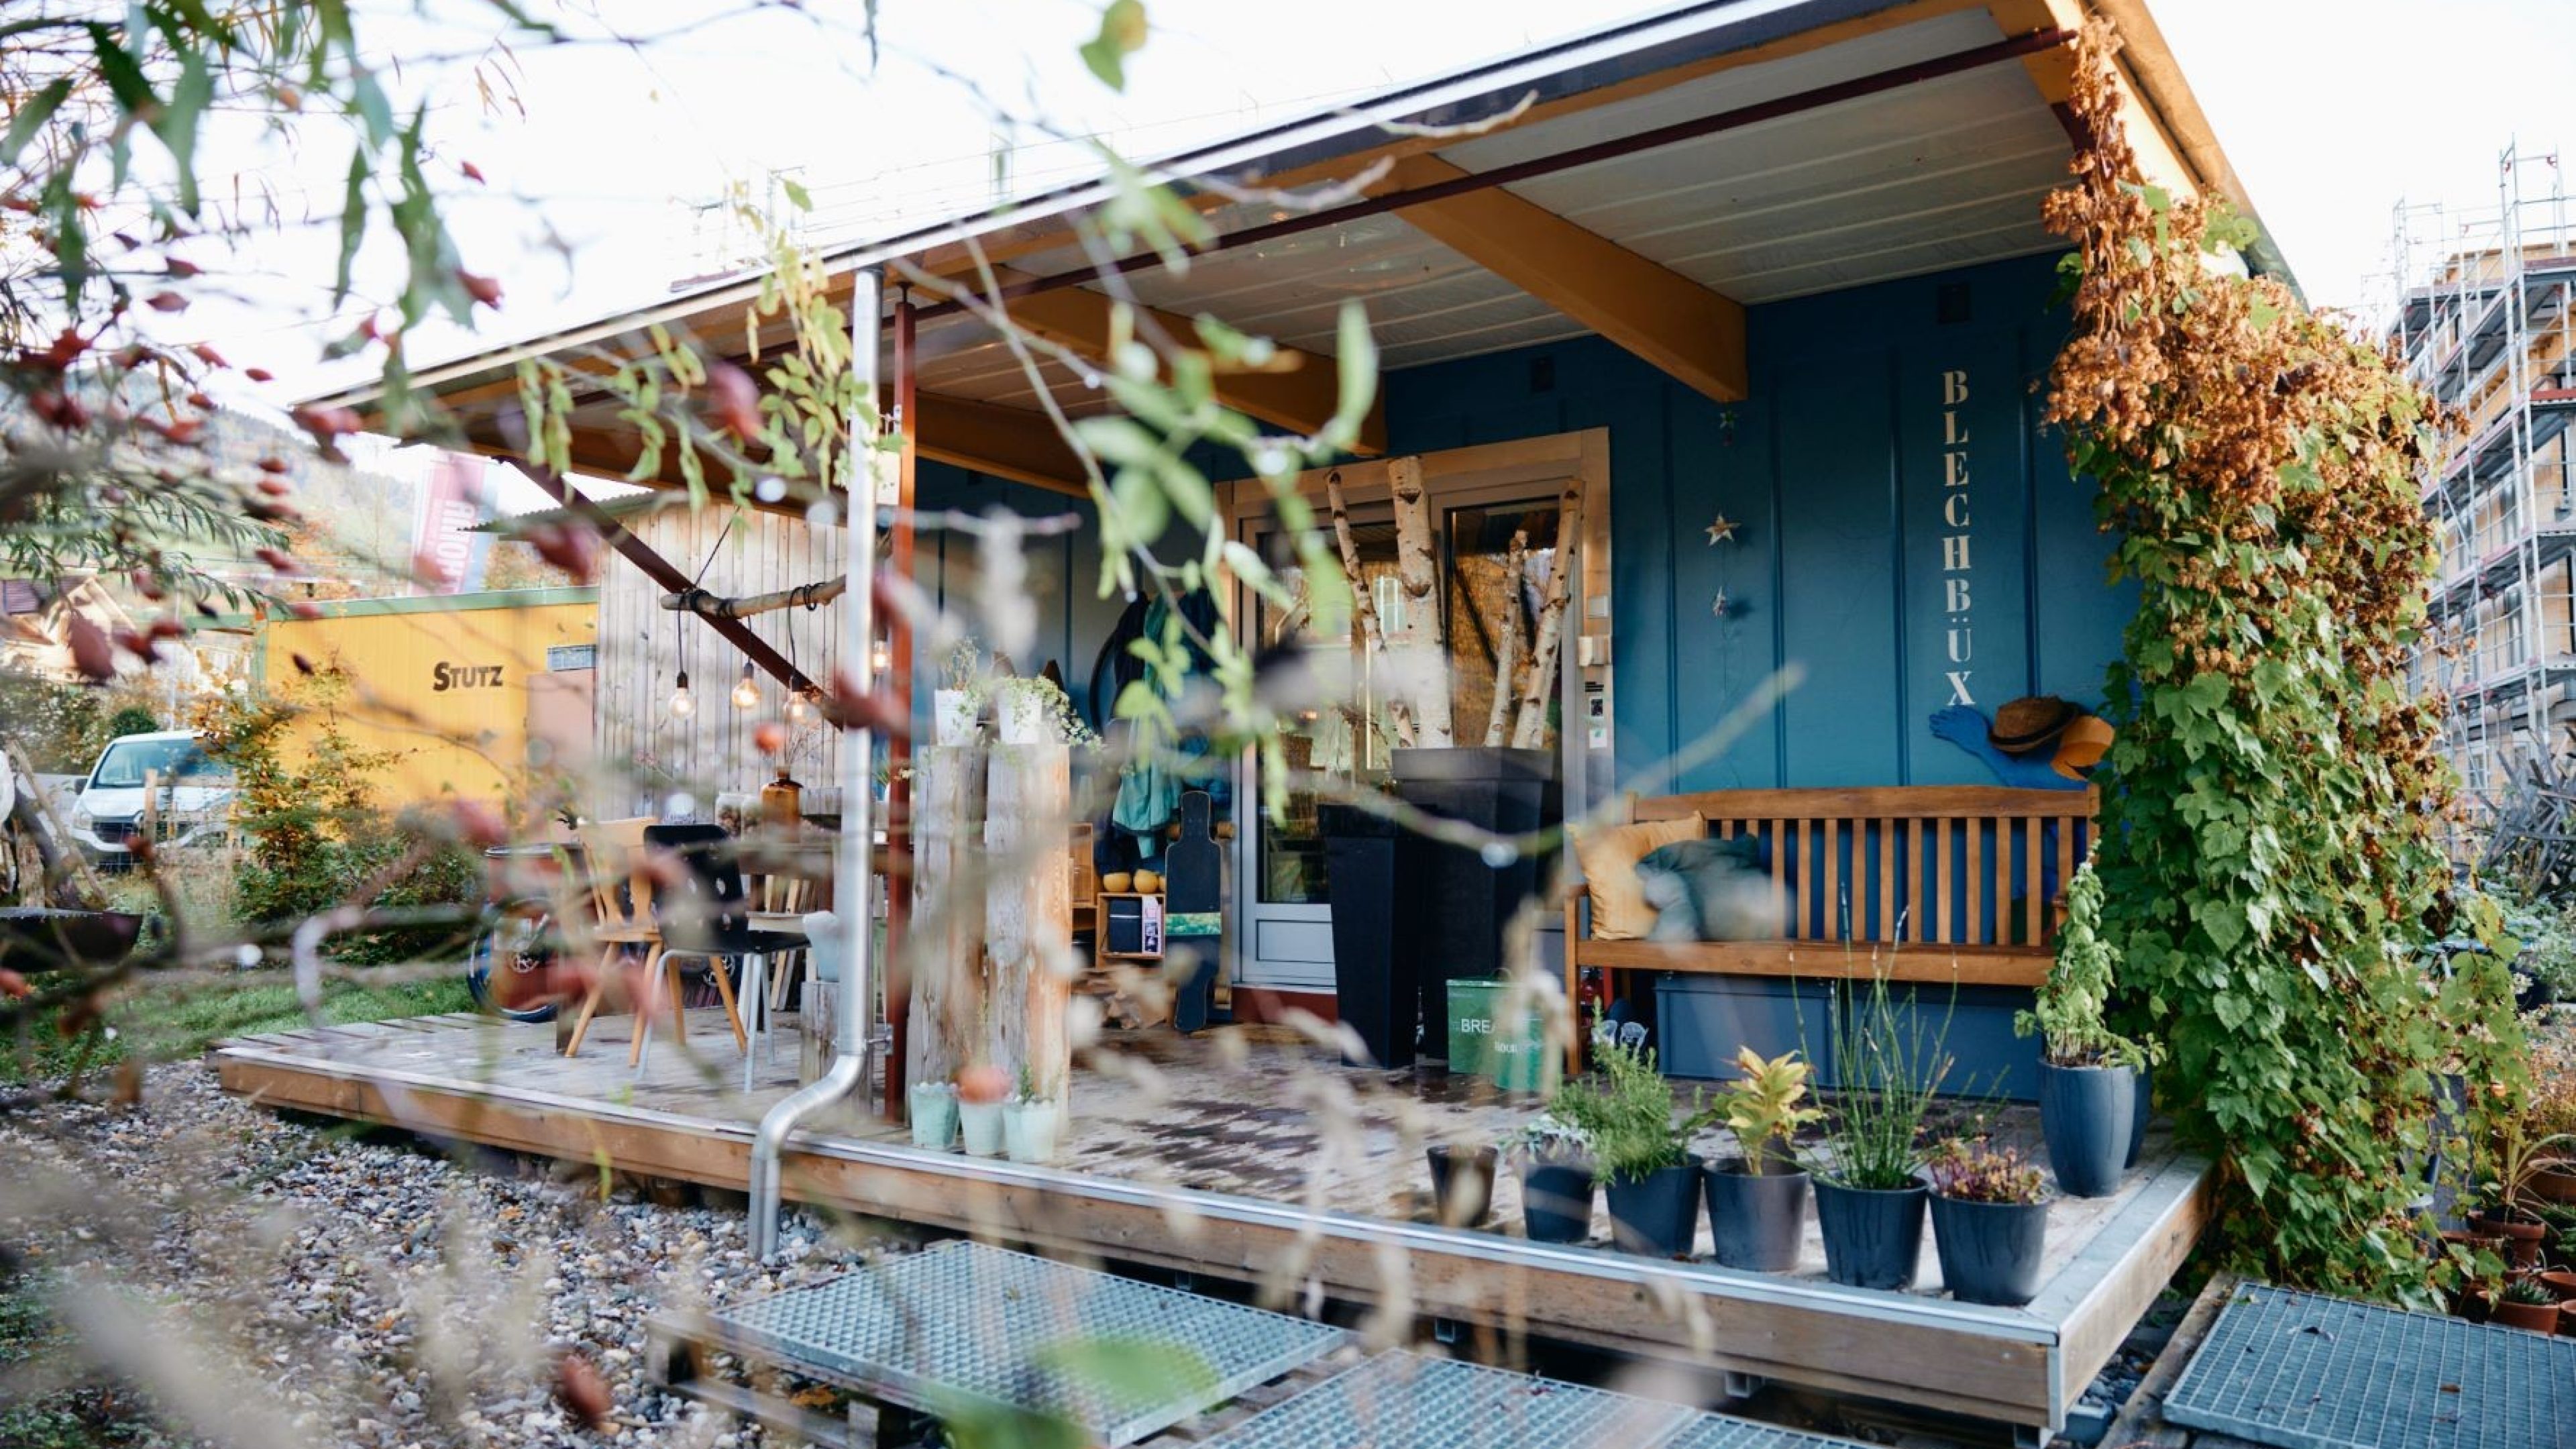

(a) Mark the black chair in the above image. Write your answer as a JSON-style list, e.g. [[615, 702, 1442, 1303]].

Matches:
[[634, 824, 806, 1072]]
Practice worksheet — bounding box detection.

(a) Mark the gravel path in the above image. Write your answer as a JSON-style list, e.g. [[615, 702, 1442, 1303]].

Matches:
[[1, 1061, 894, 1448]]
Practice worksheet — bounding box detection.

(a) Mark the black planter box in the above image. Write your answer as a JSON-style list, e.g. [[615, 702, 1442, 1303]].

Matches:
[[1320, 803, 1410, 1067], [1389, 747, 1558, 1060]]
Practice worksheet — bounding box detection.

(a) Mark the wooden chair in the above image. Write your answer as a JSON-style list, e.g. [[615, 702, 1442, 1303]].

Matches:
[[559, 816, 659, 1059]]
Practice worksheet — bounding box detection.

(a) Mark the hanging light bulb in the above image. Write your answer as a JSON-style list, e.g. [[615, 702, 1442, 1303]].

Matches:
[[731, 661, 760, 710], [870, 635, 892, 676], [669, 669, 696, 718], [785, 688, 814, 726]]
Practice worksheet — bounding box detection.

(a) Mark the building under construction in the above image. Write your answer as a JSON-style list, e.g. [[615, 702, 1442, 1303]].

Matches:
[[2396, 146, 2576, 803]]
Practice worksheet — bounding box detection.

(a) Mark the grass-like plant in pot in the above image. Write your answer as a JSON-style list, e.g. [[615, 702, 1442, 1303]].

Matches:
[[1925, 1136, 2051, 1306], [1702, 1047, 1823, 1272], [1564, 1035, 1707, 1258], [1809, 969, 1952, 1289], [2016, 864, 2155, 1199], [1003, 1063, 1061, 1165]]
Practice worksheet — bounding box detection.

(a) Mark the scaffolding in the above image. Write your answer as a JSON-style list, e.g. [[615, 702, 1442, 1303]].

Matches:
[[2392, 144, 2576, 809]]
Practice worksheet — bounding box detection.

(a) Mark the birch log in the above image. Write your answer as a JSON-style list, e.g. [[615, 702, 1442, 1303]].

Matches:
[[908, 743, 988, 1091], [984, 743, 1073, 1108], [1512, 479, 1586, 749], [1385, 455, 1450, 747], [1483, 529, 1528, 747], [1322, 467, 1385, 753]]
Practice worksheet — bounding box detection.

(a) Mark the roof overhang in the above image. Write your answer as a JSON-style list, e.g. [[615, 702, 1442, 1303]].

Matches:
[[321, 0, 2279, 495]]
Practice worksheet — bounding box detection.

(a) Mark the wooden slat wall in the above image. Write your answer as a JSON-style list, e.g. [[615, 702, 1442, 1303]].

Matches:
[[594, 505, 847, 820]]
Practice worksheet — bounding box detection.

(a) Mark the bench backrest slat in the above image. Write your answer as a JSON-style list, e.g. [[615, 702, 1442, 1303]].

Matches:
[[1613, 786, 2097, 949]]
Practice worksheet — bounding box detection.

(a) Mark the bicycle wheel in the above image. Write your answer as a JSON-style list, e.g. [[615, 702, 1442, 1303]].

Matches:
[[466, 911, 561, 1023]]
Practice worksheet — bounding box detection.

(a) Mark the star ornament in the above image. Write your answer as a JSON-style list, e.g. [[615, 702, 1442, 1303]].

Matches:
[[1704, 515, 1739, 545]]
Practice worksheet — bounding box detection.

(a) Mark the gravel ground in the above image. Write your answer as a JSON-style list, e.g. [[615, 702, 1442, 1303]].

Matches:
[[0, 1061, 895, 1448]]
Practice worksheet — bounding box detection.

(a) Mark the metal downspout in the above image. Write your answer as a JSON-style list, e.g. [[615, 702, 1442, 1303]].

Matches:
[[750, 266, 883, 1258]]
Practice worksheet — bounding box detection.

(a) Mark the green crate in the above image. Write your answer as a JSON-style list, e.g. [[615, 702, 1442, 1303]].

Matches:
[[1445, 979, 1558, 1094]]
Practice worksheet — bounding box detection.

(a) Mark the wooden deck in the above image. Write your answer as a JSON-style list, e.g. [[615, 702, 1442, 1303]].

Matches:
[[211, 1010, 2208, 1443]]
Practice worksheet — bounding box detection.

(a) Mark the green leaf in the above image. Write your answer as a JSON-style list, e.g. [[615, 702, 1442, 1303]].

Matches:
[[332, 147, 369, 304], [85, 23, 157, 116], [1322, 300, 1377, 452], [0, 78, 74, 166], [779, 175, 811, 211], [1078, 0, 1148, 91]]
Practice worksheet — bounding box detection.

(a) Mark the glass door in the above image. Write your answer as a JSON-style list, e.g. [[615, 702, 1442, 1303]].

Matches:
[[1228, 455, 1595, 994]]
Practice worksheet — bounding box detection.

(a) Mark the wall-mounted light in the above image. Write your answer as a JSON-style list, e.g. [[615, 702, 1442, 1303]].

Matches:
[[669, 669, 696, 718], [731, 661, 759, 710]]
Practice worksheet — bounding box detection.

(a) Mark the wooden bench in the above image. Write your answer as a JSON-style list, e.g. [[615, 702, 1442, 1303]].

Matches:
[[1563, 786, 2098, 1070]]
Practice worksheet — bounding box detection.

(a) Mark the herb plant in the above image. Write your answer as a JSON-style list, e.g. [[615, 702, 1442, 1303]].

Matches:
[[2015, 865, 2153, 1069], [1925, 1138, 2047, 1206], [1544, 1034, 1700, 1185]]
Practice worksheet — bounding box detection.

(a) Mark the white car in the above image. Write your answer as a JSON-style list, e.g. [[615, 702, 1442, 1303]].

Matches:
[[68, 729, 236, 868]]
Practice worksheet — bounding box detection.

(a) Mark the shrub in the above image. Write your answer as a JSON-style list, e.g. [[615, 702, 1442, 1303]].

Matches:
[[1926, 1138, 2047, 1205], [1545, 1033, 1699, 1184], [2042, 23, 2519, 1302]]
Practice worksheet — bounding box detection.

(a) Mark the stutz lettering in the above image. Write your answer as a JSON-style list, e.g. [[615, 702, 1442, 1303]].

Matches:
[[1937, 367, 1974, 705], [431, 662, 506, 691]]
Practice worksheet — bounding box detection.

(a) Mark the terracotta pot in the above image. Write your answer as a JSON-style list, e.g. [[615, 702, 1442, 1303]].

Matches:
[[2540, 1269, 2576, 1301], [2490, 1295, 2562, 1334], [2473, 1212, 2548, 1269], [2526, 1160, 2576, 1204]]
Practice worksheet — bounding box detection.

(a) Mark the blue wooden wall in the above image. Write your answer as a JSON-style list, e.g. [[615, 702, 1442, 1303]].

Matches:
[[1385, 251, 2135, 792], [910, 462, 1126, 727]]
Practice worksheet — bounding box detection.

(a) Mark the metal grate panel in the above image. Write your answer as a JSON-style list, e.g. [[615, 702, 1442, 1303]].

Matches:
[[705, 1241, 1346, 1446], [2162, 1281, 2576, 1449], [1192, 1350, 1697, 1449], [1662, 1412, 1874, 1449]]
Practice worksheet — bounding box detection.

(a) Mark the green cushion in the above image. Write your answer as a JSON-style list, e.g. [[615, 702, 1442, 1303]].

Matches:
[[1636, 836, 1770, 942]]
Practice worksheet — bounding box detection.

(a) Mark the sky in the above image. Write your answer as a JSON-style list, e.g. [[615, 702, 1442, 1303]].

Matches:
[[162, 0, 2576, 496]]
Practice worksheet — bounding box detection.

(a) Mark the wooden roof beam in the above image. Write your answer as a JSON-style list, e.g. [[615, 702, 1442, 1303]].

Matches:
[[920, 270, 1387, 454], [1373, 153, 1748, 404], [1987, 0, 2199, 203]]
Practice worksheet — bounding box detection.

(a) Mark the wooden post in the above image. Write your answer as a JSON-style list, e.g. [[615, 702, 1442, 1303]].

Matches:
[[1385, 455, 1450, 747], [1512, 478, 1586, 749], [985, 743, 1072, 1108], [907, 743, 987, 1092]]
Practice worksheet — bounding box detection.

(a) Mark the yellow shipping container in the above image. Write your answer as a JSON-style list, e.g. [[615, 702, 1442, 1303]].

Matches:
[[254, 588, 597, 807]]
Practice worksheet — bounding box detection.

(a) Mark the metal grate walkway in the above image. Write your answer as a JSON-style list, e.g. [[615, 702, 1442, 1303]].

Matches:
[[702, 1240, 1346, 1446], [2161, 1281, 2576, 1449], [1191, 1350, 1868, 1449]]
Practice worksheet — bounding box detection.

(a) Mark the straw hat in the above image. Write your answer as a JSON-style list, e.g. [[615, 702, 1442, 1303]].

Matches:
[[2051, 716, 2114, 781], [1988, 696, 2080, 756]]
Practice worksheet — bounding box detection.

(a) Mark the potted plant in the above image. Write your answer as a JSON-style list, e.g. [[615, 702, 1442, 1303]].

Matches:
[[2015, 865, 2151, 1198], [2490, 1275, 2563, 1334], [1703, 1047, 1823, 1272], [1504, 1113, 1597, 1244], [991, 674, 1096, 747], [934, 639, 984, 746], [2469, 1112, 2571, 1269], [957, 1063, 1008, 1157], [1809, 971, 1949, 1289], [1003, 1063, 1061, 1164], [908, 1079, 959, 1150], [1926, 1137, 2052, 1306], [1558, 1035, 1705, 1258], [1426, 1141, 1498, 1228]]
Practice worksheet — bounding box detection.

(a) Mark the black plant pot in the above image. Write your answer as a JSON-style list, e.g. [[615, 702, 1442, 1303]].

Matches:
[[1813, 1179, 1928, 1291], [2038, 1061, 2135, 1198], [1703, 1159, 1810, 1273], [1605, 1156, 1703, 1258], [1519, 1154, 1597, 1244], [1428, 1144, 1498, 1228], [1929, 1192, 2050, 1305], [2123, 1063, 2153, 1170]]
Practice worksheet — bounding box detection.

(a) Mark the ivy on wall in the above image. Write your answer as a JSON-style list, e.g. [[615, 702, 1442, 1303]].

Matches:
[[2043, 24, 2516, 1301]]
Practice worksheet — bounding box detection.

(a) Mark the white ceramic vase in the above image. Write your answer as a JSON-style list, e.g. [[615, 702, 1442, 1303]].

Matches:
[[932, 689, 979, 746], [1003, 1099, 1061, 1163], [958, 1099, 1006, 1157], [996, 686, 1051, 745]]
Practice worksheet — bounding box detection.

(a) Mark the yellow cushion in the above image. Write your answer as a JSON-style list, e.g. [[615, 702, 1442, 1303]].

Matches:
[[1573, 814, 1704, 941]]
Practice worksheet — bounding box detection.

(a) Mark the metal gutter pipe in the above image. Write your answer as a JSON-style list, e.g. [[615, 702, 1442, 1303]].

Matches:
[[750, 266, 883, 1259]]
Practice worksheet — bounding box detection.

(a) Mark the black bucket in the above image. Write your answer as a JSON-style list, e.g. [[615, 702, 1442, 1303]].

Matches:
[[1929, 1192, 2049, 1305], [1605, 1157, 1703, 1257], [1813, 1178, 1927, 1290], [1428, 1144, 1497, 1228], [1519, 1155, 1597, 1244], [2038, 1061, 2134, 1198], [1703, 1159, 1809, 1273]]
